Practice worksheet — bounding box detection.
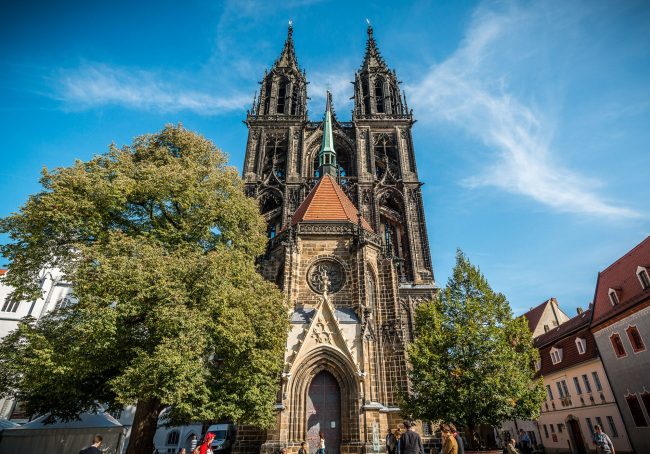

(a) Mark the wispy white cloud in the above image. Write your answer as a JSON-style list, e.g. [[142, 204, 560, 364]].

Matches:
[[54, 64, 249, 114], [409, 2, 640, 219]]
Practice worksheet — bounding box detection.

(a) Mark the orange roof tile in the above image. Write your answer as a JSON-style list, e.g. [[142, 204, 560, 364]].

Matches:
[[0, 269, 7, 276], [291, 174, 373, 232]]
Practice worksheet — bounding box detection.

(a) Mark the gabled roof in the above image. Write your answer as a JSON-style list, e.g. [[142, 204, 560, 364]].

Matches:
[[291, 174, 373, 232], [592, 236, 650, 328], [360, 24, 389, 72], [523, 299, 553, 334], [535, 308, 592, 348]]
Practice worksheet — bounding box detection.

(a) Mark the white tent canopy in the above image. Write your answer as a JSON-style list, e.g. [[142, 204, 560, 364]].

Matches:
[[0, 412, 125, 454]]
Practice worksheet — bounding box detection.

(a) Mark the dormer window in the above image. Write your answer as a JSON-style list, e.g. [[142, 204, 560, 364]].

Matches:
[[608, 288, 620, 306], [575, 337, 587, 354], [550, 347, 563, 364], [637, 266, 650, 290]]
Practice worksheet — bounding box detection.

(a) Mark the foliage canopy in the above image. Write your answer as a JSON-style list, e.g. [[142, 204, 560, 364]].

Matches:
[[0, 125, 288, 452], [403, 250, 545, 439]]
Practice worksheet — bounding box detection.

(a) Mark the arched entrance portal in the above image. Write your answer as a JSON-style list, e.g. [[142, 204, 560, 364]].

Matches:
[[306, 371, 341, 454]]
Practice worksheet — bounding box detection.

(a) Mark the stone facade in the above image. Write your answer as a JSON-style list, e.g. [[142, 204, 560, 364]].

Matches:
[[234, 24, 436, 454]]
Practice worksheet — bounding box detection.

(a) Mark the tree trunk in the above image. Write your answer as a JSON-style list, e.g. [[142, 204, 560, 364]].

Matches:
[[125, 397, 162, 454], [466, 424, 478, 451]]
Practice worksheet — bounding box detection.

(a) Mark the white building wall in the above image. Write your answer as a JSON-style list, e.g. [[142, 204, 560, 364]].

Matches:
[[538, 358, 632, 453]]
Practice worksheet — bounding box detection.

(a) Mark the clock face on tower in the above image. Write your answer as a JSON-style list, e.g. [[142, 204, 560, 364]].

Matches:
[[307, 259, 345, 294]]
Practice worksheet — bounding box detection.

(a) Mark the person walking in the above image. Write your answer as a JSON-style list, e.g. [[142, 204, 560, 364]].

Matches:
[[299, 441, 309, 454], [78, 434, 103, 454], [395, 428, 402, 454], [448, 424, 464, 454], [518, 429, 530, 454], [593, 424, 615, 454], [198, 432, 216, 454], [441, 425, 458, 454], [386, 429, 397, 454], [398, 421, 424, 454], [506, 438, 519, 454], [317, 431, 326, 454], [190, 434, 198, 453]]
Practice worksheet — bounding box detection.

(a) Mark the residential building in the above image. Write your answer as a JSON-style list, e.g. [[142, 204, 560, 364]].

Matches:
[[536, 309, 632, 453], [0, 268, 73, 419], [590, 236, 650, 454]]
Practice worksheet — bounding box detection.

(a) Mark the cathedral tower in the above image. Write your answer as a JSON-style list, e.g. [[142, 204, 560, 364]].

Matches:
[[236, 24, 435, 454]]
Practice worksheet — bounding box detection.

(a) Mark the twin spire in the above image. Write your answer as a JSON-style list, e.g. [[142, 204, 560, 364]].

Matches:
[[271, 20, 387, 73]]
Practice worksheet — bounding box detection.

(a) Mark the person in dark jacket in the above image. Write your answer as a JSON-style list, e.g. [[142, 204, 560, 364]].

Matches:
[[398, 421, 424, 454], [386, 429, 397, 454], [78, 434, 103, 454]]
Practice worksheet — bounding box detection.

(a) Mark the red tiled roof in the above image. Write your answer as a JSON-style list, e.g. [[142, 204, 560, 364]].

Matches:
[[523, 299, 553, 334], [0, 269, 7, 276], [591, 236, 650, 328], [535, 309, 592, 348], [291, 174, 373, 232], [535, 309, 597, 376]]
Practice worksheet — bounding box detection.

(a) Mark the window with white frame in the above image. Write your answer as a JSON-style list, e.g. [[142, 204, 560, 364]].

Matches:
[[550, 347, 563, 364], [637, 266, 650, 290], [608, 288, 620, 306], [575, 337, 587, 354]]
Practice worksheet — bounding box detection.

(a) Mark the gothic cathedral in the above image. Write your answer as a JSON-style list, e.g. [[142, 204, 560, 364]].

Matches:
[[236, 24, 435, 454]]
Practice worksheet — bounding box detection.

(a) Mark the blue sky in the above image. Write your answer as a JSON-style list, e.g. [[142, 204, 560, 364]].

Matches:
[[1, 0, 649, 316]]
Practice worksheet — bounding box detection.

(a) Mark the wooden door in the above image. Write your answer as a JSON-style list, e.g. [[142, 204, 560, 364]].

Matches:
[[568, 419, 586, 454], [306, 371, 341, 454]]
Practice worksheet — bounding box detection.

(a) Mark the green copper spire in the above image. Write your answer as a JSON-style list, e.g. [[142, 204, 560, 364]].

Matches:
[[318, 91, 337, 178]]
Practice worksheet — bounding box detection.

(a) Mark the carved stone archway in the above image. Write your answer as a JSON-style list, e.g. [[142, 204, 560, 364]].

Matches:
[[287, 347, 361, 448]]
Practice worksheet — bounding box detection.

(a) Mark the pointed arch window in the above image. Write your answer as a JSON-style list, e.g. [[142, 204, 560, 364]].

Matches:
[[625, 393, 648, 427], [610, 333, 627, 358], [362, 78, 371, 114], [277, 78, 288, 114], [262, 134, 287, 180], [373, 134, 399, 179], [290, 84, 300, 115], [263, 80, 272, 115], [388, 83, 399, 114], [374, 78, 385, 113], [626, 325, 645, 352]]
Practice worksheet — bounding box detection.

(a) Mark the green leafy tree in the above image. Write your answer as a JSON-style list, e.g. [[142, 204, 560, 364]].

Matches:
[[0, 125, 289, 454], [402, 250, 544, 448]]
